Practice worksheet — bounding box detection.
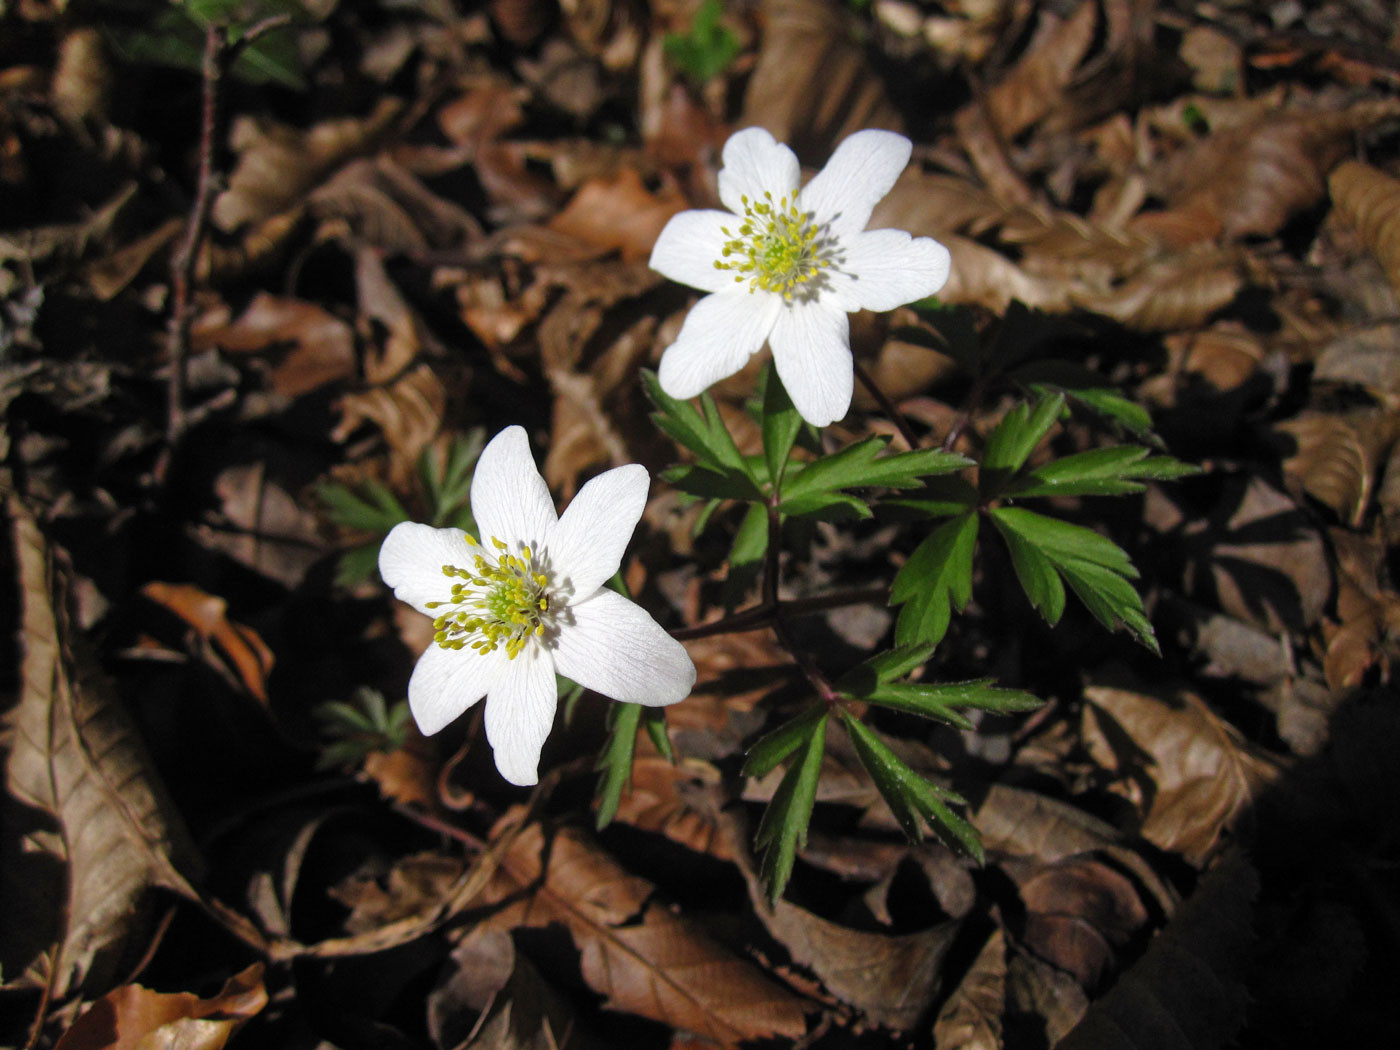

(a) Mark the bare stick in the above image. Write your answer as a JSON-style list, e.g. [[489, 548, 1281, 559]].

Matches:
[[853, 357, 921, 450]]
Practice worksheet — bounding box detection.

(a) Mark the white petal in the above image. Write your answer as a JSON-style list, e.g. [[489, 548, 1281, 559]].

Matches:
[[798, 130, 912, 237], [769, 300, 853, 427], [549, 464, 649, 601], [824, 229, 952, 312], [379, 522, 474, 615], [658, 289, 782, 399], [471, 426, 557, 549], [552, 589, 695, 706], [484, 645, 558, 786], [717, 127, 801, 215], [407, 642, 503, 735], [649, 210, 739, 294]]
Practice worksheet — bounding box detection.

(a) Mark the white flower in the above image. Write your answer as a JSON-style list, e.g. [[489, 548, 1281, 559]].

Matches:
[[378, 426, 696, 786], [649, 127, 951, 427]]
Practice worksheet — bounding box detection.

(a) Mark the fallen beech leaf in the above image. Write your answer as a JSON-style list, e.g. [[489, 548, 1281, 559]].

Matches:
[[52, 27, 111, 125], [213, 98, 403, 232], [82, 217, 183, 301], [1139, 101, 1400, 243], [1313, 321, 1400, 402], [333, 363, 446, 488], [1275, 413, 1387, 526], [606, 756, 733, 860], [197, 292, 356, 398], [429, 927, 575, 1050], [940, 234, 1074, 312], [362, 722, 438, 810], [196, 461, 326, 589], [331, 852, 465, 935], [1015, 854, 1151, 989], [1070, 249, 1243, 331], [141, 581, 275, 704], [1057, 850, 1258, 1050], [1330, 160, 1400, 297], [6, 500, 202, 998], [979, 0, 1098, 140], [1082, 686, 1282, 864], [547, 167, 687, 261], [311, 156, 481, 253], [1006, 942, 1089, 1044], [972, 783, 1121, 862], [54, 964, 266, 1050], [931, 928, 1005, 1050], [475, 821, 809, 1043], [1178, 323, 1267, 393], [741, 0, 902, 159]]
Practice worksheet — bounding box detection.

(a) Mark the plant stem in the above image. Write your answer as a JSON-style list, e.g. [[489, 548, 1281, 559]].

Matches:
[[670, 585, 888, 641], [853, 357, 921, 450], [765, 500, 841, 703]]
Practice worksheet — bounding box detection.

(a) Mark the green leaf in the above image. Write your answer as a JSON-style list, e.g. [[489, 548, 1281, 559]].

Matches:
[[334, 543, 382, 588], [662, 0, 740, 83], [661, 463, 763, 502], [865, 680, 1042, 727], [754, 711, 827, 904], [884, 476, 981, 520], [891, 512, 979, 646], [991, 506, 1157, 652], [836, 643, 937, 698], [316, 479, 409, 533], [982, 394, 1065, 476], [777, 491, 872, 521], [1013, 361, 1156, 437], [644, 370, 762, 493], [761, 368, 803, 489], [782, 437, 970, 506], [724, 502, 768, 611], [420, 429, 484, 527], [994, 517, 1066, 624], [839, 711, 983, 861], [1006, 446, 1199, 499], [742, 704, 828, 780], [595, 701, 644, 830], [642, 706, 674, 763]]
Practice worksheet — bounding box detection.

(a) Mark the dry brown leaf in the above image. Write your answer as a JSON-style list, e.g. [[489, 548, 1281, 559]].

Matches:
[[931, 928, 1005, 1050], [82, 217, 183, 301], [430, 927, 576, 1050], [547, 166, 687, 262], [741, 0, 901, 159], [1313, 321, 1400, 402], [437, 77, 527, 147], [5, 499, 202, 998], [312, 156, 482, 253], [971, 783, 1120, 862], [474, 820, 809, 1043], [194, 461, 326, 590], [1056, 849, 1258, 1050], [1082, 686, 1282, 865], [939, 234, 1074, 312], [979, 0, 1098, 141], [53, 963, 266, 1050], [1015, 854, 1151, 990], [362, 723, 438, 810], [1330, 160, 1400, 297], [1274, 413, 1380, 526], [1070, 249, 1243, 331], [606, 756, 733, 860], [1180, 26, 1244, 95], [333, 363, 446, 488], [331, 852, 466, 935], [1322, 543, 1400, 692], [1139, 101, 1400, 244], [52, 27, 111, 125], [1006, 942, 1089, 1044], [141, 581, 275, 704], [1177, 323, 1267, 393], [213, 98, 403, 232], [196, 292, 357, 399]]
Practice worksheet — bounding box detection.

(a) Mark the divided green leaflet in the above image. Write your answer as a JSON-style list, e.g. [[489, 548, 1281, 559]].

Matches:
[[891, 511, 979, 646], [754, 712, 827, 904]]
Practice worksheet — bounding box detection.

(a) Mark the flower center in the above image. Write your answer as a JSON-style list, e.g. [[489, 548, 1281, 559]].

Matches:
[[714, 191, 829, 301], [424, 535, 551, 659]]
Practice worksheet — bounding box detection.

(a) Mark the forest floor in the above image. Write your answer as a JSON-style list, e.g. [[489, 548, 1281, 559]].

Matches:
[[3, 0, 1400, 1048]]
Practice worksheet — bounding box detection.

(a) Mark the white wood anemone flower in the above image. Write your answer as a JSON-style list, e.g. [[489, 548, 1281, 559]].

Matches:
[[378, 426, 696, 786], [649, 127, 951, 427]]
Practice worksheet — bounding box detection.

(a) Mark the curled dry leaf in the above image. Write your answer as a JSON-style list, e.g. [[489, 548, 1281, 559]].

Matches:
[[333, 363, 446, 489], [547, 166, 687, 262], [1082, 686, 1282, 865], [1330, 160, 1400, 298], [195, 292, 357, 399], [741, 0, 902, 159], [362, 722, 439, 810], [473, 820, 809, 1043], [310, 157, 482, 254], [430, 927, 576, 1050], [1070, 249, 1243, 331], [1139, 101, 1400, 244], [6, 500, 202, 998], [213, 98, 403, 232], [331, 852, 466, 935], [604, 756, 733, 860], [141, 581, 275, 704], [931, 928, 1005, 1050], [1274, 413, 1392, 526], [977, 0, 1098, 141], [1056, 849, 1258, 1050], [53, 963, 267, 1050], [1014, 854, 1151, 990]]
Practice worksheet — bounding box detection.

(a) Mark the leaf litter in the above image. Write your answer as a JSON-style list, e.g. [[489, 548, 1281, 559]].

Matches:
[[4, 0, 1400, 1046]]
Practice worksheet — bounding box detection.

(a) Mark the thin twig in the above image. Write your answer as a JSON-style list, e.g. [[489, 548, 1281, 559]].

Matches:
[[670, 585, 887, 641], [853, 357, 921, 450]]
